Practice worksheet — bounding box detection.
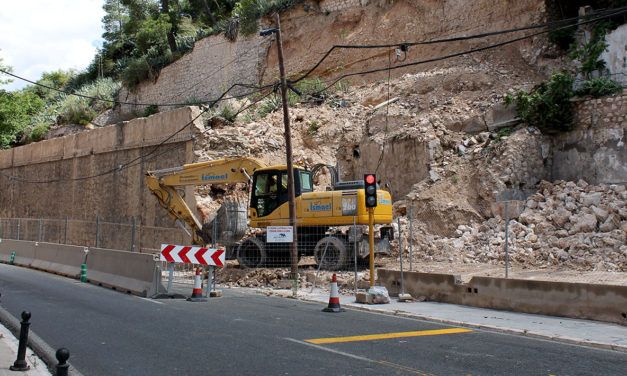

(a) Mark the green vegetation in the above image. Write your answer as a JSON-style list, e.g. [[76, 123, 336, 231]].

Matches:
[[219, 104, 238, 122], [569, 21, 616, 78], [506, 72, 575, 133], [0, 90, 44, 148], [57, 79, 121, 125], [143, 104, 160, 117], [547, 0, 627, 50], [0, 59, 120, 148], [493, 127, 513, 143], [306, 120, 320, 135], [0, 0, 315, 149], [508, 14, 625, 133], [575, 76, 623, 97]]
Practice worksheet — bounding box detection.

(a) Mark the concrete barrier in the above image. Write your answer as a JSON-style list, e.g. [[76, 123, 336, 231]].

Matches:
[[32, 243, 85, 277], [378, 269, 627, 325], [0, 239, 36, 266], [87, 247, 159, 297], [0, 239, 160, 298]]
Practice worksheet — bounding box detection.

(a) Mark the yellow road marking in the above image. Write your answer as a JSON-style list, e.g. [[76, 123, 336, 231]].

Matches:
[[305, 328, 472, 344]]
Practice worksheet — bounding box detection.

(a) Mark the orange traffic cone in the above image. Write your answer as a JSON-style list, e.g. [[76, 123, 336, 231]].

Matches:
[[187, 267, 207, 302], [322, 274, 345, 312]]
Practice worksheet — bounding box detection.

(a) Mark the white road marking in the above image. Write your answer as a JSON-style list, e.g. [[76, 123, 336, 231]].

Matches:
[[136, 297, 164, 305], [284, 338, 432, 375]]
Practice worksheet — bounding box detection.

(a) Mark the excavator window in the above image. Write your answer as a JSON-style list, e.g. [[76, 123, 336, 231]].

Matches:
[[300, 171, 313, 192], [252, 169, 309, 217], [253, 172, 281, 217]]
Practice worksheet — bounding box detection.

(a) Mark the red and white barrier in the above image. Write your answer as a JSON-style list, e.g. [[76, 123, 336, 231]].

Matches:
[[160, 244, 225, 267]]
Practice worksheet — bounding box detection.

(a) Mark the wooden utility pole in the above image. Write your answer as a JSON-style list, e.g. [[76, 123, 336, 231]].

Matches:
[[274, 14, 299, 292]]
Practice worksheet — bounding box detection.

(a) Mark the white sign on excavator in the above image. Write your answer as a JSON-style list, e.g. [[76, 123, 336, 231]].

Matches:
[[267, 226, 294, 243]]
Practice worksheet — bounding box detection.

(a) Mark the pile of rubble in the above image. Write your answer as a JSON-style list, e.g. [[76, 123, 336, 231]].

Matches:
[[216, 265, 371, 293], [406, 180, 626, 272]]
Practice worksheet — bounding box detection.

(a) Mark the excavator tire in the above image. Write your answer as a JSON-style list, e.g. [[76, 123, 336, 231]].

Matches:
[[237, 237, 266, 268], [314, 236, 347, 271]]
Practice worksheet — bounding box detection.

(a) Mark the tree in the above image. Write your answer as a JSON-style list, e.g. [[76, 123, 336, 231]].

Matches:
[[0, 90, 44, 148], [161, 0, 178, 52], [0, 51, 13, 86]]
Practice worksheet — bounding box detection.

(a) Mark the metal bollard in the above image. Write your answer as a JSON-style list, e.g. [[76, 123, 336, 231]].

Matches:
[[80, 263, 87, 283], [10, 311, 31, 371], [55, 348, 70, 376]]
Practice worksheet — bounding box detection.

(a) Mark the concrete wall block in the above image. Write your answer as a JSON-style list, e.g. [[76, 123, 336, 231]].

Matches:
[[142, 107, 194, 145], [12, 143, 36, 166], [88, 246, 159, 297], [91, 126, 119, 154], [0, 149, 13, 169], [378, 269, 627, 325]]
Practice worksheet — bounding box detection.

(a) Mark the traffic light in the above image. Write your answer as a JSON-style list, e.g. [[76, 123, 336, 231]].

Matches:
[[364, 174, 377, 208]]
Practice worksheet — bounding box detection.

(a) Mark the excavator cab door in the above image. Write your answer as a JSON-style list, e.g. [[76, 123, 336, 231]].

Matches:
[[251, 169, 310, 217]]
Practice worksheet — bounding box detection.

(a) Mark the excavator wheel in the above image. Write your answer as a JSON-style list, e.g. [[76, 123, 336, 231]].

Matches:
[[237, 237, 266, 268], [314, 236, 347, 271]]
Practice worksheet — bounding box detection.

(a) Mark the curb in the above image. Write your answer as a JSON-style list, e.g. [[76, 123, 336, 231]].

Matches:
[[0, 305, 84, 376], [250, 288, 627, 354]]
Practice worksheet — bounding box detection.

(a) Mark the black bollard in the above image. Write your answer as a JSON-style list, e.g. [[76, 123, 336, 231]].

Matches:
[[55, 348, 70, 376], [10, 311, 31, 371]]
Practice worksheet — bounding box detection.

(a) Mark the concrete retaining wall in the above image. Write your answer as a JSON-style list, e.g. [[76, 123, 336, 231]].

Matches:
[[0, 107, 203, 248], [378, 268, 627, 325], [0, 239, 161, 297]]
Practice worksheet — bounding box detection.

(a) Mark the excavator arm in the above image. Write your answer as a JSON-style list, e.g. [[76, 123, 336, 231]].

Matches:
[[145, 157, 267, 245]]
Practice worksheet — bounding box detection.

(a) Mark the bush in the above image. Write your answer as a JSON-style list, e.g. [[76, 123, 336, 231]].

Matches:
[[505, 72, 575, 133], [28, 123, 50, 142], [294, 78, 327, 101], [57, 78, 121, 125], [257, 94, 282, 118], [575, 77, 623, 98], [143, 104, 159, 117], [121, 57, 153, 89], [233, 0, 304, 36], [58, 96, 98, 125], [220, 104, 238, 122]]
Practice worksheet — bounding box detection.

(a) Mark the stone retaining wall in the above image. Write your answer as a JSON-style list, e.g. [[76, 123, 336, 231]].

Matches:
[[552, 91, 627, 184], [319, 0, 367, 13]]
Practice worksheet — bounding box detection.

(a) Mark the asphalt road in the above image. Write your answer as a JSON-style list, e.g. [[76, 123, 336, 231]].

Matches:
[[1, 264, 626, 376]]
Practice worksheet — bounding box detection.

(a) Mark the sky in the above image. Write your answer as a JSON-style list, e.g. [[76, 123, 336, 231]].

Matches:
[[0, 0, 105, 91]]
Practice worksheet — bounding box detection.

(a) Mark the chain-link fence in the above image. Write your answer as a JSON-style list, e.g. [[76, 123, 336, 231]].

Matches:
[[0, 217, 188, 254], [157, 212, 395, 291]]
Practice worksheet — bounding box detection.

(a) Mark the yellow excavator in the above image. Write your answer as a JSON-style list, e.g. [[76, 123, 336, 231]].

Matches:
[[146, 157, 393, 270]]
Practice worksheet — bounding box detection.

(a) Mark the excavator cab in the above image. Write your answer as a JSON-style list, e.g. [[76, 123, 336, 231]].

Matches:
[[251, 168, 313, 217]]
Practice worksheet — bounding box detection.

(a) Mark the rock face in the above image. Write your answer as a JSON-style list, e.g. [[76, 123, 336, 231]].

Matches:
[[402, 180, 626, 272]]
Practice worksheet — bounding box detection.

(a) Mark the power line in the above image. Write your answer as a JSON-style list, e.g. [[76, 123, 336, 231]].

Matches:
[[291, 5, 627, 84], [2, 6, 625, 183], [311, 7, 627, 94], [0, 68, 272, 108], [0, 84, 273, 184]]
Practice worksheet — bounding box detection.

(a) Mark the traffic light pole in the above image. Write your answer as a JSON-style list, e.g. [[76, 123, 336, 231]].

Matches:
[[368, 207, 375, 287]]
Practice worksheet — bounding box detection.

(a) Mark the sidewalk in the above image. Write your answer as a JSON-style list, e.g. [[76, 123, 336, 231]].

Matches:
[[0, 324, 51, 376], [269, 287, 627, 352]]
